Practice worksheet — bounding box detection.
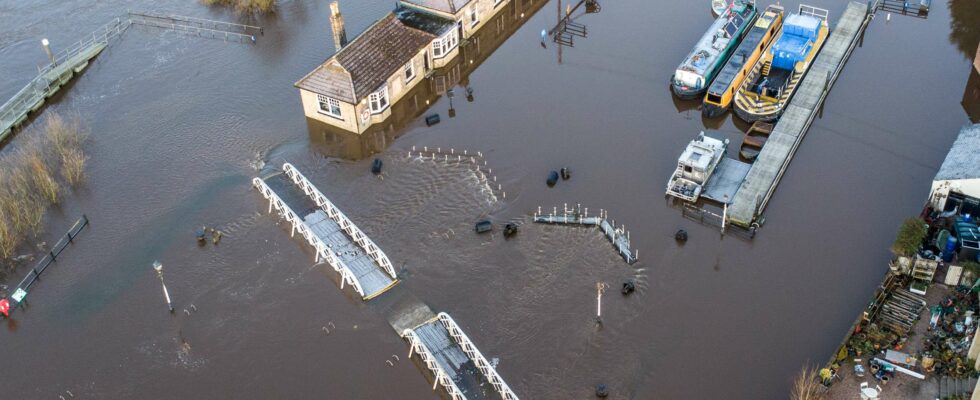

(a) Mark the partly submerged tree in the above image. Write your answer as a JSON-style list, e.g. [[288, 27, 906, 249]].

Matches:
[[201, 0, 276, 15], [790, 365, 826, 400], [949, 0, 980, 60]]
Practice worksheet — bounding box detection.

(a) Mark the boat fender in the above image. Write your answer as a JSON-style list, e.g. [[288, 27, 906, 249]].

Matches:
[[547, 171, 559, 187], [371, 158, 383, 174], [560, 167, 571, 180], [675, 229, 688, 242], [595, 384, 609, 398]]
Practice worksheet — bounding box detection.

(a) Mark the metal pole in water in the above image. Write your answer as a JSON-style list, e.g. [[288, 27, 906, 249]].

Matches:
[[596, 281, 605, 324], [153, 261, 174, 313], [41, 38, 55, 65]]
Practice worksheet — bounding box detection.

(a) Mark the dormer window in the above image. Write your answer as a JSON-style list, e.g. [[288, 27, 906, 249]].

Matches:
[[368, 86, 389, 114]]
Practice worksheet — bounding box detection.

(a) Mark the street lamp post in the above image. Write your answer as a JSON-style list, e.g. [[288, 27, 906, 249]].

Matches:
[[152, 261, 174, 313]]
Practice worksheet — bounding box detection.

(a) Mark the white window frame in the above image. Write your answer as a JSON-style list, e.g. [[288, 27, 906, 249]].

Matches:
[[469, 6, 479, 27], [494, 0, 503, 6], [432, 39, 444, 58], [404, 61, 415, 82], [368, 86, 389, 114], [431, 30, 458, 60], [317, 94, 343, 119]]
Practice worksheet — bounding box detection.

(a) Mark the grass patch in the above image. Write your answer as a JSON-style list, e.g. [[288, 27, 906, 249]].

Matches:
[[0, 113, 89, 263]]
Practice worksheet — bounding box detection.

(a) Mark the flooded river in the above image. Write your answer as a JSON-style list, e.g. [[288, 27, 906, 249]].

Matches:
[[0, 0, 977, 398]]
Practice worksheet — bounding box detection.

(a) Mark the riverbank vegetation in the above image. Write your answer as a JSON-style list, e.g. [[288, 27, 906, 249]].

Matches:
[[0, 114, 88, 264], [201, 0, 276, 14], [790, 365, 825, 400], [892, 217, 928, 257]]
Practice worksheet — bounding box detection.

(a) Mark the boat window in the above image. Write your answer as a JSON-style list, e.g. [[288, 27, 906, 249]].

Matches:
[[707, 94, 722, 104], [684, 166, 693, 173]]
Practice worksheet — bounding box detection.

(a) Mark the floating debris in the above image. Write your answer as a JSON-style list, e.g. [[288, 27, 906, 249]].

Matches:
[[547, 171, 559, 187], [675, 229, 688, 242], [622, 280, 635, 295], [595, 383, 609, 398], [371, 158, 383, 174], [560, 167, 571, 180], [503, 223, 518, 238], [475, 220, 492, 233], [425, 114, 440, 126]]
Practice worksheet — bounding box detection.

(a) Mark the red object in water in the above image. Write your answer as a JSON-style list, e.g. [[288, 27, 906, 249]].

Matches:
[[0, 298, 9, 317]]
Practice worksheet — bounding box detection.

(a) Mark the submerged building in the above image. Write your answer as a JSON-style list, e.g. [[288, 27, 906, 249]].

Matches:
[[309, 0, 550, 159], [296, 0, 517, 134]]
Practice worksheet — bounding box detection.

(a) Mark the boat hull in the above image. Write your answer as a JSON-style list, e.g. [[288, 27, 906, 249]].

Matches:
[[671, 83, 707, 100], [734, 105, 781, 123], [702, 102, 727, 118]]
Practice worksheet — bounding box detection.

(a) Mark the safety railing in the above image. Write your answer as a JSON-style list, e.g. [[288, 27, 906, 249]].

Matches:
[[8, 215, 89, 307], [438, 313, 520, 400], [252, 177, 364, 297], [282, 163, 397, 279], [403, 326, 468, 400]]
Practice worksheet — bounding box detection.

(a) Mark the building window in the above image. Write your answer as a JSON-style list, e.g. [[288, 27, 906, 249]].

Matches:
[[404, 61, 415, 82], [469, 6, 479, 26], [495, 0, 503, 6], [317, 94, 342, 119], [431, 31, 458, 59], [369, 86, 389, 114], [432, 39, 444, 57]]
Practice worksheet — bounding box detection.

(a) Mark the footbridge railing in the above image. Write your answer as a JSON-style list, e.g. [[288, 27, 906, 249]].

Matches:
[[282, 163, 397, 279], [403, 323, 468, 400], [252, 176, 364, 297], [438, 313, 520, 400]]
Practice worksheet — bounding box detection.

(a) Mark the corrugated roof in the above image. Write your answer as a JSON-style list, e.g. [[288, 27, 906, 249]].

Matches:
[[400, 0, 473, 15], [296, 13, 435, 102], [935, 124, 980, 181]]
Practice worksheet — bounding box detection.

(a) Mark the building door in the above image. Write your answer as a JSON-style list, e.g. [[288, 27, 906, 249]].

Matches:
[[423, 52, 430, 72], [457, 21, 464, 40]]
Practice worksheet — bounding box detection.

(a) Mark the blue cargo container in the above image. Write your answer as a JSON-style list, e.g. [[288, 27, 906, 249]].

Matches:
[[770, 14, 820, 71]]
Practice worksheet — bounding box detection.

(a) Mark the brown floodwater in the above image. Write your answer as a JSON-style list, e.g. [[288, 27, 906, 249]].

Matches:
[[0, 0, 977, 398]]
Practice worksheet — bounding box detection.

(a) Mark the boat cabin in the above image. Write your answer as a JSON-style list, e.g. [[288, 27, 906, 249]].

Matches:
[[671, 0, 756, 97], [666, 132, 729, 202]]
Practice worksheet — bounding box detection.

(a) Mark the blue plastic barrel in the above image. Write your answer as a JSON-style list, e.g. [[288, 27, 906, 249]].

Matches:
[[944, 235, 958, 262]]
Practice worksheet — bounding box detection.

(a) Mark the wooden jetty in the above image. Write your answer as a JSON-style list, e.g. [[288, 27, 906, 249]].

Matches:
[[0, 13, 261, 144], [253, 163, 398, 300], [400, 311, 520, 400], [533, 204, 638, 264], [726, 2, 872, 229]]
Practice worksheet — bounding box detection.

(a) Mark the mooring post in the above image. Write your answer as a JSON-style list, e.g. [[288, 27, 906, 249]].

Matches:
[[596, 281, 605, 324]]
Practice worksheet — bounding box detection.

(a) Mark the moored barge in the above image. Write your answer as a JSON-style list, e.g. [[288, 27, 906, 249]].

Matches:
[[702, 4, 785, 118], [733, 5, 829, 123]]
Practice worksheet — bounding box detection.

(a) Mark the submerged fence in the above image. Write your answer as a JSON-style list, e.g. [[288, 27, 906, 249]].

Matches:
[[8, 215, 89, 307]]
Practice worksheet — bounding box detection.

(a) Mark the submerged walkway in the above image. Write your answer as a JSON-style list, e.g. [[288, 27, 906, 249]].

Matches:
[[0, 12, 260, 143], [727, 1, 871, 228], [533, 204, 638, 264], [253, 163, 397, 300]]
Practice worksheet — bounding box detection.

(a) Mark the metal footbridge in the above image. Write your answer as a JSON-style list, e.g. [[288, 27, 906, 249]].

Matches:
[[253, 163, 397, 300], [389, 301, 519, 400]]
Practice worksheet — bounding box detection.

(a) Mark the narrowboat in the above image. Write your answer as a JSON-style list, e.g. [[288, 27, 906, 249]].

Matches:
[[702, 4, 785, 118], [733, 5, 829, 123], [666, 132, 729, 202], [711, 0, 728, 17], [670, 0, 758, 100]]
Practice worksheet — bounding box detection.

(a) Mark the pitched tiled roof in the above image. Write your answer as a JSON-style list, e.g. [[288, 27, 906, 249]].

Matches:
[[295, 62, 356, 103], [295, 13, 435, 103], [401, 0, 473, 15], [935, 124, 980, 181]]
